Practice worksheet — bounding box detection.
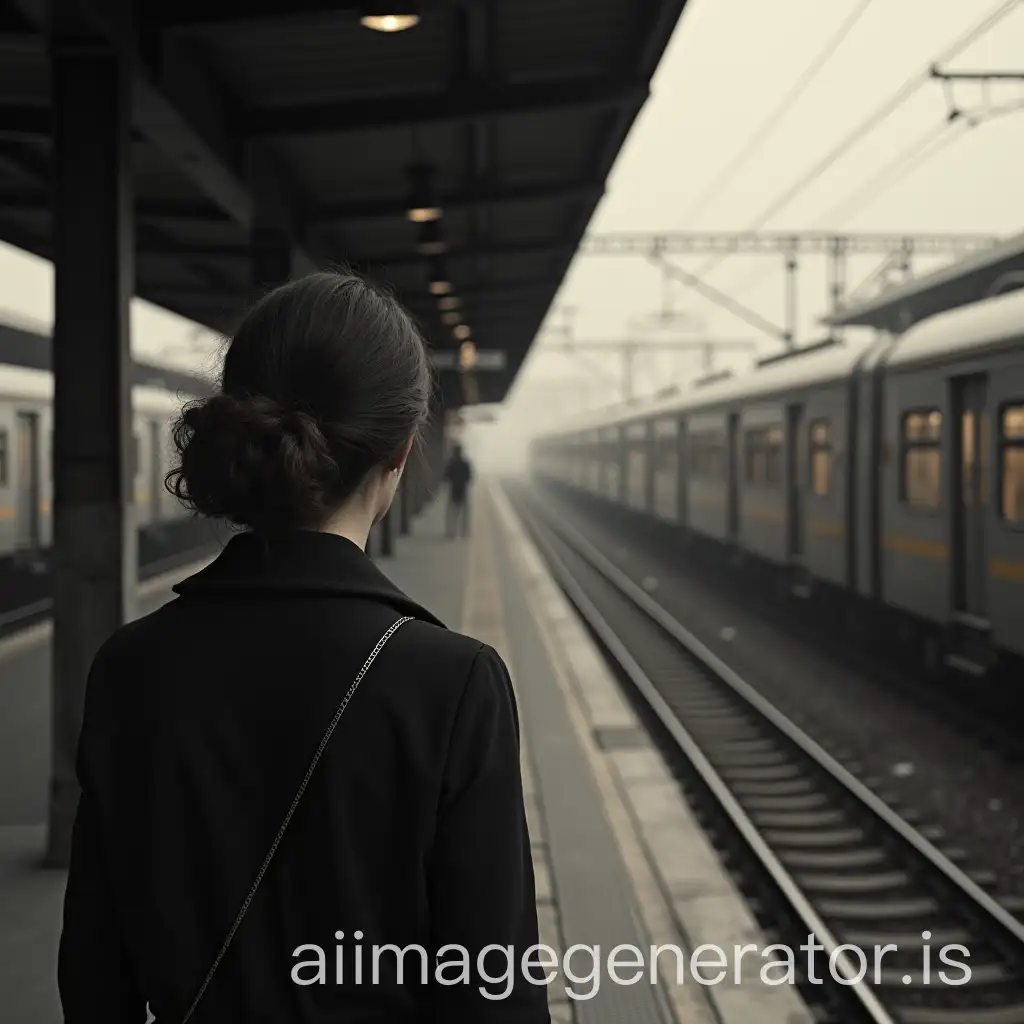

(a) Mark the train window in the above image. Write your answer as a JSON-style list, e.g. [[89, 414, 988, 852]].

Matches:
[[904, 410, 942, 442], [654, 427, 678, 465], [999, 404, 1024, 522], [901, 409, 942, 507], [809, 419, 832, 496], [744, 425, 783, 487], [1004, 406, 1024, 440], [690, 432, 724, 480], [0, 429, 7, 486]]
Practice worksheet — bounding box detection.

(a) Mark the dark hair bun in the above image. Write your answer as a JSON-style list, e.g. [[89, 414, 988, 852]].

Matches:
[[169, 394, 341, 533], [165, 271, 431, 533]]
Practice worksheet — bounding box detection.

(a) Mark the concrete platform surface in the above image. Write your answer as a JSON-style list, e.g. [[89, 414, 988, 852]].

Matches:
[[488, 481, 814, 1024], [0, 488, 812, 1024], [0, 559, 215, 1024]]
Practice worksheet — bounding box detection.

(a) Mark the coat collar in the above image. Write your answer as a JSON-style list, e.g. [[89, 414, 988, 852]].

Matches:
[[173, 530, 446, 628]]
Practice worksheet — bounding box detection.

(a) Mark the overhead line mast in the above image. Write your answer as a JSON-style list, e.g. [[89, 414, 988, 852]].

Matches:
[[579, 231, 997, 347]]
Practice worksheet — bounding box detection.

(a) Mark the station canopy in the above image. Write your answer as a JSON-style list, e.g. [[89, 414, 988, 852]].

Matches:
[[0, 0, 689, 406], [824, 229, 1024, 334]]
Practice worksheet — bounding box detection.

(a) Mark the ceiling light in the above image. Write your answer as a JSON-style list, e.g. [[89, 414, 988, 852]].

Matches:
[[408, 206, 442, 224], [453, 324, 471, 341], [438, 295, 461, 311], [360, 2, 419, 32], [459, 340, 477, 370], [406, 163, 441, 223], [441, 311, 461, 326], [427, 257, 453, 296]]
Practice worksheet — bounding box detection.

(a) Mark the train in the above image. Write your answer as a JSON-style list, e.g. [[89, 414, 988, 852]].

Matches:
[[530, 285, 1024, 677], [0, 363, 193, 555]]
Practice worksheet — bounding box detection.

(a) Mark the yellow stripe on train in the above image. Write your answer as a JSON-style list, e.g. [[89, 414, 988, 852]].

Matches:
[[884, 534, 948, 561], [989, 558, 1024, 582]]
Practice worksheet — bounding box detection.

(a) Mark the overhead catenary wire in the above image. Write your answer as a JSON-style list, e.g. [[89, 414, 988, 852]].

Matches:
[[657, 0, 1023, 333], [817, 94, 1024, 229], [720, 122, 967, 300], [726, 94, 1023, 302], [687, 0, 1023, 286], [674, 0, 878, 229], [740, 0, 1021, 227], [812, 120, 968, 228]]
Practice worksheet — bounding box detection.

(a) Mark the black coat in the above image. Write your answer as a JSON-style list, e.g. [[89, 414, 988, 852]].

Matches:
[[57, 530, 550, 1024]]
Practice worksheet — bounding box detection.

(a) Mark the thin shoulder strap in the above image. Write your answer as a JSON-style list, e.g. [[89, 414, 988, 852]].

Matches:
[[180, 616, 413, 1024]]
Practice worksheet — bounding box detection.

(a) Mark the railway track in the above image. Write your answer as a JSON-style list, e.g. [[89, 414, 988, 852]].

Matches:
[[509, 483, 1024, 1024], [550, 485, 1024, 763]]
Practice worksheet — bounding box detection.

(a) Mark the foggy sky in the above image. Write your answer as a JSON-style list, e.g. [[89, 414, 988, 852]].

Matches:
[[477, 0, 1024, 471]]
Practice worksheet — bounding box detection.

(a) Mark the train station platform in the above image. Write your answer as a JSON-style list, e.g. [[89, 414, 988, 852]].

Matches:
[[0, 483, 812, 1024]]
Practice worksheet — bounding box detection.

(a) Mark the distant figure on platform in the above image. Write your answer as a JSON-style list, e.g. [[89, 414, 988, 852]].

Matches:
[[444, 443, 473, 539], [57, 272, 549, 1024]]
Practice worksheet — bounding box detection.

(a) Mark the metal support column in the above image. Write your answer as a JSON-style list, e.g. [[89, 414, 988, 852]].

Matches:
[[427, 395, 446, 506], [827, 240, 847, 313], [425, 419, 438, 505], [827, 239, 847, 342], [47, 34, 136, 866], [783, 249, 798, 349], [436, 407, 448, 495]]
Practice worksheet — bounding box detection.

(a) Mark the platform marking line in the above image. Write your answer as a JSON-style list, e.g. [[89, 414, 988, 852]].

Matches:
[[490, 481, 720, 1024], [460, 485, 574, 1023], [494, 483, 818, 1024], [0, 555, 215, 663]]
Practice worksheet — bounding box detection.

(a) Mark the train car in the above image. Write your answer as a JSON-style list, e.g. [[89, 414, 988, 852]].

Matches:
[[871, 289, 1024, 667], [678, 339, 879, 572], [530, 287, 1024, 676], [0, 365, 51, 553], [651, 412, 682, 525], [0, 363, 194, 557], [623, 416, 652, 514]]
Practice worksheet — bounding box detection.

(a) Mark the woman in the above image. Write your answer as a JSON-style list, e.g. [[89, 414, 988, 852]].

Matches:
[[57, 272, 550, 1023]]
